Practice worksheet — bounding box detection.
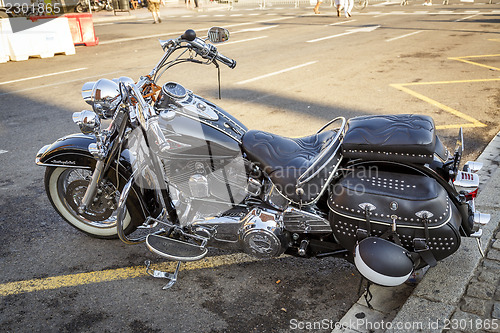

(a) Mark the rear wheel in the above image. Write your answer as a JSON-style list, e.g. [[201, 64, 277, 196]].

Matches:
[[45, 166, 138, 239]]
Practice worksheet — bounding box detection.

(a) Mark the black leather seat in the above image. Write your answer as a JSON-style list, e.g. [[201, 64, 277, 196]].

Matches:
[[342, 114, 437, 164], [241, 130, 341, 204]]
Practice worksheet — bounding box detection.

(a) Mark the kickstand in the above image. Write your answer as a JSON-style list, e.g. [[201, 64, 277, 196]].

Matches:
[[476, 238, 485, 258], [145, 260, 182, 290], [357, 277, 374, 310]]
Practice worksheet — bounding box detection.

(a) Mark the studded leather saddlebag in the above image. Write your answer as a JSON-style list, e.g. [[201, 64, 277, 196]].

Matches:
[[328, 169, 461, 266]]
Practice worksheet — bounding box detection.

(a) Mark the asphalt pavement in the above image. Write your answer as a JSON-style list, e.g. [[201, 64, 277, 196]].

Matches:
[[1, 1, 500, 332], [91, 3, 500, 332]]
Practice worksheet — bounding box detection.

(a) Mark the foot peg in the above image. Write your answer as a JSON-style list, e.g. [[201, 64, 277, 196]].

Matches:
[[470, 229, 483, 238], [146, 234, 208, 261], [145, 260, 181, 289], [145, 234, 208, 289]]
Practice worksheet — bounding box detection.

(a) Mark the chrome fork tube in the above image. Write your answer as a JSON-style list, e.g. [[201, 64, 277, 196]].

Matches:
[[78, 159, 105, 213], [116, 173, 141, 244]]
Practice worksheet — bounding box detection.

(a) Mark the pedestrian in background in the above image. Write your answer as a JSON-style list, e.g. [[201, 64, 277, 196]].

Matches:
[[423, 0, 432, 5], [334, 0, 344, 16], [186, 0, 199, 9], [313, 0, 322, 14], [148, 0, 162, 23], [344, 0, 353, 17]]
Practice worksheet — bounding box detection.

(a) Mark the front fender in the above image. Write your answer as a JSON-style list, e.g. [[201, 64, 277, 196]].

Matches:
[[35, 133, 155, 226], [35, 133, 96, 169]]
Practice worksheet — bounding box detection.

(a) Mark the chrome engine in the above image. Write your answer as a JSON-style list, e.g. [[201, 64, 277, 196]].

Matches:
[[164, 158, 249, 226], [192, 207, 288, 259], [239, 208, 288, 258], [165, 158, 333, 259]]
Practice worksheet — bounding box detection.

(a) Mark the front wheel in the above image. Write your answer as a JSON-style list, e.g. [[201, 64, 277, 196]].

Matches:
[[45, 166, 138, 239]]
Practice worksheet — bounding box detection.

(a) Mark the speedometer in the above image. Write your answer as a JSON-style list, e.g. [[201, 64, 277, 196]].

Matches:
[[162, 82, 187, 99]]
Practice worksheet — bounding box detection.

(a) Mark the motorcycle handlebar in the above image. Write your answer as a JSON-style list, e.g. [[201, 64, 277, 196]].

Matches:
[[183, 31, 236, 69]]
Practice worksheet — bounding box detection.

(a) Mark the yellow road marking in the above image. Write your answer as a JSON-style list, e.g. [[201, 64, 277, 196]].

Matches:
[[0, 253, 260, 297], [390, 80, 494, 129], [391, 52, 500, 129], [448, 54, 500, 71]]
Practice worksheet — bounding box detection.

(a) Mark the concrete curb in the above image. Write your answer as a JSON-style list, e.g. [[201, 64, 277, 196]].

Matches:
[[333, 131, 500, 333]]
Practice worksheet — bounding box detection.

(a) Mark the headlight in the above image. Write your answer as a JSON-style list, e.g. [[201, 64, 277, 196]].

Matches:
[[81, 81, 96, 106], [91, 78, 121, 119], [112, 76, 135, 86], [73, 110, 101, 134]]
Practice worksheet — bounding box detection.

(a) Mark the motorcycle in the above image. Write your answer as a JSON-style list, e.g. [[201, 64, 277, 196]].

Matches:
[[75, 0, 113, 13], [35, 27, 490, 290]]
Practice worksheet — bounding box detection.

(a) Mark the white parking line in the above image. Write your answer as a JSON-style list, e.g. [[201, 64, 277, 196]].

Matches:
[[328, 19, 356, 26], [0, 68, 87, 86], [307, 25, 379, 43], [94, 22, 115, 26], [237, 61, 317, 85], [455, 14, 479, 22], [0, 71, 123, 96], [219, 36, 268, 46], [233, 25, 278, 33], [307, 31, 355, 43], [0, 150, 7, 155], [385, 30, 423, 42], [99, 16, 291, 45]]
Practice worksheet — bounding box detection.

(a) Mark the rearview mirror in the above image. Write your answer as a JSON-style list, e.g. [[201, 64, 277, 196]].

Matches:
[[207, 27, 230, 44]]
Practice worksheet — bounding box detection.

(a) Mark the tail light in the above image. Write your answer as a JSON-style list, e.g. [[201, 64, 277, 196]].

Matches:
[[454, 170, 479, 191], [464, 188, 478, 201]]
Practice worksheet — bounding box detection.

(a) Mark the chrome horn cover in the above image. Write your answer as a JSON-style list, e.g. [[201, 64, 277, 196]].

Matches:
[[72, 110, 101, 134]]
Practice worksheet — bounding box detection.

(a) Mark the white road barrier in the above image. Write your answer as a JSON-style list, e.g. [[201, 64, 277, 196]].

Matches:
[[0, 17, 75, 62]]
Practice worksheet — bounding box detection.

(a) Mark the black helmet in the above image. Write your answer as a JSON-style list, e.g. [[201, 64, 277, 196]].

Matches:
[[354, 237, 414, 287]]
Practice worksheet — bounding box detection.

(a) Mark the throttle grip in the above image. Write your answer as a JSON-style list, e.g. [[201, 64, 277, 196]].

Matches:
[[216, 53, 236, 69]]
